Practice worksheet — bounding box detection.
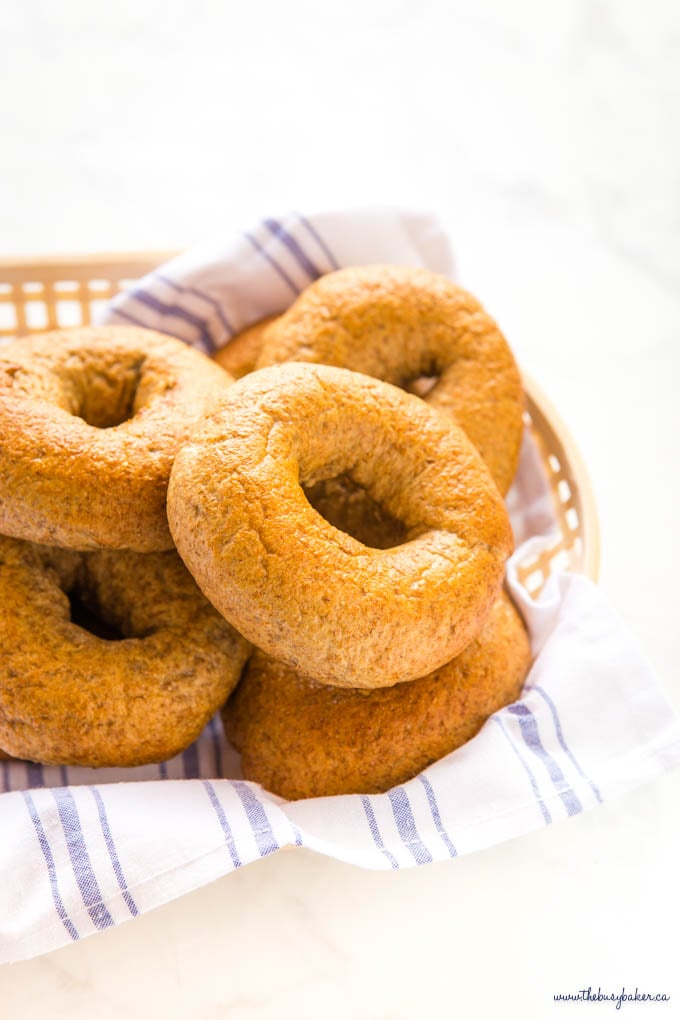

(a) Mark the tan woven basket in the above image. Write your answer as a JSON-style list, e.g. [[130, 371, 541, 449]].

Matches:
[[0, 252, 600, 596]]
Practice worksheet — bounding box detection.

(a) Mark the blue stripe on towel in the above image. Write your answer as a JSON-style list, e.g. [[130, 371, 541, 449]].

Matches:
[[23, 792, 79, 941], [89, 787, 138, 917], [264, 218, 323, 279], [243, 232, 300, 295], [182, 741, 201, 780], [109, 307, 151, 330], [493, 716, 552, 824], [360, 796, 399, 869], [529, 685, 603, 804], [26, 762, 45, 789], [52, 788, 114, 930], [127, 288, 217, 352], [291, 823, 304, 847], [203, 781, 242, 869], [295, 213, 340, 270], [388, 787, 433, 865], [155, 273, 235, 337], [232, 781, 279, 857], [209, 715, 223, 778], [418, 774, 457, 857], [507, 704, 583, 817]]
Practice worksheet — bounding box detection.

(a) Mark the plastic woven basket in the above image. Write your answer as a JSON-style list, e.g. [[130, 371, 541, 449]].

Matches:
[[0, 251, 600, 599]]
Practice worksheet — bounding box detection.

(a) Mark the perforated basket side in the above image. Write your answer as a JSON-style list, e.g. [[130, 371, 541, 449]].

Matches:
[[518, 375, 600, 594], [0, 252, 174, 337]]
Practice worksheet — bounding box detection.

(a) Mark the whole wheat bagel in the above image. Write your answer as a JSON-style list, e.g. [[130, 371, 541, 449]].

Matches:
[[224, 593, 531, 799], [0, 326, 231, 551], [0, 535, 251, 767], [214, 315, 279, 379], [168, 362, 513, 689], [257, 265, 524, 494]]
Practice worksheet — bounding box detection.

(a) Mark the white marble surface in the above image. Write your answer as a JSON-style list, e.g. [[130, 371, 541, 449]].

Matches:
[[1, 0, 679, 1016]]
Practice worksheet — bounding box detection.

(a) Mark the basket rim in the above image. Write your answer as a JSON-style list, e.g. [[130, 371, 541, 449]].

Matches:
[[0, 250, 181, 271], [522, 371, 600, 583]]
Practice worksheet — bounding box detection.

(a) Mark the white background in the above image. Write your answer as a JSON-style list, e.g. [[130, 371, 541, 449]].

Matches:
[[1, 1, 679, 1016]]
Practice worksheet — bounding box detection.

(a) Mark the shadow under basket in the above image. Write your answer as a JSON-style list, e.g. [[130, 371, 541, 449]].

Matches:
[[0, 250, 600, 605]]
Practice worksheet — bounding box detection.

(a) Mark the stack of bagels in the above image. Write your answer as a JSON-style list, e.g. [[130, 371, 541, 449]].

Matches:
[[0, 265, 531, 799]]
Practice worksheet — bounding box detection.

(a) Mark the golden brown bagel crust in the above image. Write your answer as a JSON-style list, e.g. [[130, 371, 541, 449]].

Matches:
[[0, 326, 232, 551], [214, 314, 402, 545], [257, 266, 524, 494], [167, 363, 513, 689], [0, 534, 251, 767], [224, 593, 531, 799], [214, 315, 279, 379]]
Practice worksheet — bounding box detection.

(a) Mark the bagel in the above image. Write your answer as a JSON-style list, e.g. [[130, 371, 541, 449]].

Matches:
[[167, 362, 513, 689], [257, 265, 524, 494], [0, 534, 251, 767], [0, 326, 231, 551], [224, 593, 531, 799], [214, 315, 279, 379]]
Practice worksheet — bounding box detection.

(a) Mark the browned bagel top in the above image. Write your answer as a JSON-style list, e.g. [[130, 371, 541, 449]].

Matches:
[[0, 534, 250, 767], [0, 326, 232, 550], [258, 265, 524, 494], [214, 315, 279, 379]]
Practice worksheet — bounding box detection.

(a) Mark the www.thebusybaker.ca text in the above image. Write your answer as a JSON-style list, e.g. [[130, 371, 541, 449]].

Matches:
[[554, 987, 670, 1010]]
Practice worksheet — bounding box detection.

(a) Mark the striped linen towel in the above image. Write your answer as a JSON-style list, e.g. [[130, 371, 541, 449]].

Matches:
[[1, 208, 678, 964]]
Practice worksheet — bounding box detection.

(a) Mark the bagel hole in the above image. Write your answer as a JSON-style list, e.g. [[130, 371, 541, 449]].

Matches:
[[405, 375, 438, 398], [67, 589, 127, 642], [304, 475, 408, 549], [76, 358, 145, 429]]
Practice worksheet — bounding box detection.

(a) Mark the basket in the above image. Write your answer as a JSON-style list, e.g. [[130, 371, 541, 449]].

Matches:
[[0, 252, 600, 597]]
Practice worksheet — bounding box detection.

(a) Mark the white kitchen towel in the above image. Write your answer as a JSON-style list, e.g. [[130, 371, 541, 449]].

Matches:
[[1, 208, 679, 965]]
